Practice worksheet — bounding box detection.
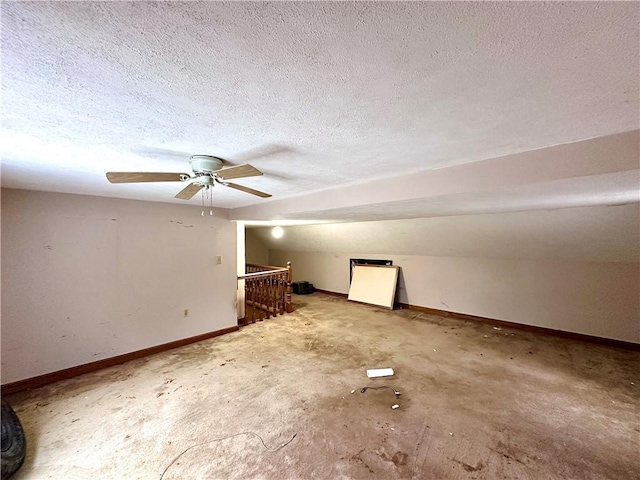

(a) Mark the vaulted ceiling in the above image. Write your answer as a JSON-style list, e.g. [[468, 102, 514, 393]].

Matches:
[[1, 2, 638, 221], [250, 203, 640, 263]]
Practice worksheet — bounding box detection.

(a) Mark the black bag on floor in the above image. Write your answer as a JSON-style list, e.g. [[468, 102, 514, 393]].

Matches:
[[292, 281, 315, 295]]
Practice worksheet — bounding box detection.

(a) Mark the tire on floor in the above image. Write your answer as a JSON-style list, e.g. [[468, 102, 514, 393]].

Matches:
[[1, 398, 26, 479]]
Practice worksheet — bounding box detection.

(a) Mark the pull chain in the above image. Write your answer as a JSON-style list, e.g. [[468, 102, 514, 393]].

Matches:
[[200, 184, 214, 217]]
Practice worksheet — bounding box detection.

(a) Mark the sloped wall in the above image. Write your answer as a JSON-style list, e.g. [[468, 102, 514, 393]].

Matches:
[[264, 204, 640, 343], [1, 188, 238, 383], [245, 228, 269, 265], [270, 250, 639, 342]]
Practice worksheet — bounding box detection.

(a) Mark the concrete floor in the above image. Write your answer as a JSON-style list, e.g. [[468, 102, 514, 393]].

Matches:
[[6, 293, 639, 480]]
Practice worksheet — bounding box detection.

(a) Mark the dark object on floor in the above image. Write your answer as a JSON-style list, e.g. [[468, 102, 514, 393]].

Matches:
[[360, 386, 401, 398], [292, 281, 315, 295], [1, 398, 26, 479]]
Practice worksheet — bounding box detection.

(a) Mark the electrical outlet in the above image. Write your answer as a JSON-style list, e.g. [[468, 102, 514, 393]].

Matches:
[[184, 309, 189, 317], [216, 255, 223, 265]]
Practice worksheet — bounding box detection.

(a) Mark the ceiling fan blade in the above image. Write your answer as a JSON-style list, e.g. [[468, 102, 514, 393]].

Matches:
[[106, 172, 189, 183], [175, 183, 204, 200], [215, 164, 263, 180], [224, 182, 272, 198]]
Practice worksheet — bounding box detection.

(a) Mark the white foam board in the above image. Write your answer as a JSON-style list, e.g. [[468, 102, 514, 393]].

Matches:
[[367, 368, 395, 378], [348, 265, 400, 309]]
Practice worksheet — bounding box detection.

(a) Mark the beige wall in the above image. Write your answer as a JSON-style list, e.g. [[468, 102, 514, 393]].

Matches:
[[266, 205, 640, 343], [1, 189, 238, 384], [236, 222, 246, 320], [245, 228, 269, 265], [270, 250, 639, 343]]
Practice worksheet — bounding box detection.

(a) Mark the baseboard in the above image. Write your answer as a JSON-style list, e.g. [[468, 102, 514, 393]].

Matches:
[[314, 289, 348, 298], [1, 325, 239, 395], [397, 303, 639, 351], [313, 289, 639, 351]]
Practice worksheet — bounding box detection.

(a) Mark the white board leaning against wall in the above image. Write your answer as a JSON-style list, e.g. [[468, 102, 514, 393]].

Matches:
[[348, 265, 400, 309]]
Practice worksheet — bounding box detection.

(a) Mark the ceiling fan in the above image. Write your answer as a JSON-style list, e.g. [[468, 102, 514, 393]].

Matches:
[[106, 155, 272, 200]]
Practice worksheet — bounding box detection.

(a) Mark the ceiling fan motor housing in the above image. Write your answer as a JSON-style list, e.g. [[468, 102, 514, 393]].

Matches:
[[189, 155, 224, 174]]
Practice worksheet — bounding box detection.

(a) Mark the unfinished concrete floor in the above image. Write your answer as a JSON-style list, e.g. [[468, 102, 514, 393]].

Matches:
[[6, 293, 640, 479]]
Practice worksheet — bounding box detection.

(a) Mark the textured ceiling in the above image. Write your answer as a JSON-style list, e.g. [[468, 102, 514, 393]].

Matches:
[[2, 2, 638, 211], [241, 170, 640, 223], [232, 130, 640, 222]]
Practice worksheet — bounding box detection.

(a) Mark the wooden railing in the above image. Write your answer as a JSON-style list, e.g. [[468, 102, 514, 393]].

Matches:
[[238, 262, 293, 324]]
